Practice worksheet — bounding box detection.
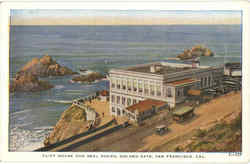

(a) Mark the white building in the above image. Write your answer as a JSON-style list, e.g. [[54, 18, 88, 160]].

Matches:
[[108, 61, 224, 119]]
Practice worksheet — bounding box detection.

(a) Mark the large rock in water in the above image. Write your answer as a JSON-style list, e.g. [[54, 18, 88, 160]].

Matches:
[[177, 45, 214, 60], [18, 54, 77, 77], [44, 105, 88, 146], [72, 72, 105, 83], [10, 72, 54, 92]]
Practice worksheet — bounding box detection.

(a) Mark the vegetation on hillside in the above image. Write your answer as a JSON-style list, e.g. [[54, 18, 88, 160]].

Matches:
[[174, 112, 242, 152]]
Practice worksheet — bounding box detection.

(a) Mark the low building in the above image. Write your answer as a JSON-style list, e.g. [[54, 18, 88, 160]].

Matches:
[[224, 62, 242, 77], [123, 99, 168, 123], [108, 61, 224, 118], [173, 106, 195, 122]]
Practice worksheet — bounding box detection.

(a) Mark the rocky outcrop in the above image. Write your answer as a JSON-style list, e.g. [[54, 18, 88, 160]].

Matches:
[[10, 72, 53, 92], [10, 54, 78, 92], [72, 72, 105, 83], [177, 45, 214, 60], [18, 54, 77, 77], [44, 105, 88, 146]]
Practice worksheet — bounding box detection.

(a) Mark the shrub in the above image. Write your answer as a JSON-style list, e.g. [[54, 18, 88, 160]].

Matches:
[[195, 129, 207, 138]]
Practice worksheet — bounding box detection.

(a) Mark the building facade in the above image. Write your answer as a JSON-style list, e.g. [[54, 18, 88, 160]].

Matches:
[[108, 61, 224, 117]]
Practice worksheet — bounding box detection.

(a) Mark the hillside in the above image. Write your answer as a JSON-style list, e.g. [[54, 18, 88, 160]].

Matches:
[[159, 112, 242, 152]]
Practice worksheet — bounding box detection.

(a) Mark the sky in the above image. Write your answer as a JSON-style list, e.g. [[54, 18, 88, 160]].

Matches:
[[10, 10, 242, 25]]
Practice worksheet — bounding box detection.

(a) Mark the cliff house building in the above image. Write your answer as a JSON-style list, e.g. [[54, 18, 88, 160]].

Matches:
[[108, 61, 224, 122]]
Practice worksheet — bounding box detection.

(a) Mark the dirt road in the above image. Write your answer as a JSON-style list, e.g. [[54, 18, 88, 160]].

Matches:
[[71, 91, 242, 152]]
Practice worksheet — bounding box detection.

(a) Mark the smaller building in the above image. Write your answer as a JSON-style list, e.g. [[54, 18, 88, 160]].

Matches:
[[224, 62, 242, 77], [123, 99, 168, 123], [99, 90, 109, 102], [173, 106, 194, 122]]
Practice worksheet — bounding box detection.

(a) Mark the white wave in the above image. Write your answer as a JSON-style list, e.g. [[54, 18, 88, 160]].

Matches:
[[33, 126, 53, 131], [11, 109, 31, 116], [54, 85, 65, 89], [47, 99, 72, 104], [17, 142, 44, 152], [15, 122, 33, 128], [9, 126, 52, 152], [64, 90, 84, 93]]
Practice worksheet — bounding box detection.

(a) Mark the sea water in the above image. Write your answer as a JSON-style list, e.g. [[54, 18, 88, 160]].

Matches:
[[9, 25, 242, 151]]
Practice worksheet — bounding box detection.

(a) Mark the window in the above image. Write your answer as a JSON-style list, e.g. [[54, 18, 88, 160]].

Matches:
[[177, 89, 182, 97], [117, 96, 120, 104], [133, 99, 137, 104], [122, 97, 126, 105], [138, 80, 143, 93], [111, 95, 115, 103], [111, 79, 115, 88], [167, 88, 172, 97], [133, 80, 137, 92], [150, 84, 155, 96], [117, 108, 121, 115], [156, 85, 161, 96], [208, 76, 211, 87], [204, 77, 207, 87], [127, 80, 131, 91], [200, 77, 203, 88], [112, 107, 115, 113], [144, 82, 149, 95], [127, 98, 131, 106], [122, 80, 126, 90], [117, 79, 121, 89]]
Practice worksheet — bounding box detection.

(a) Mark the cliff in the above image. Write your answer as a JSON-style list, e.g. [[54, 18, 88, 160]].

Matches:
[[44, 105, 89, 146], [177, 45, 214, 60], [72, 72, 105, 83], [18, 54, 77, 77], [10, 72, 53, 92]]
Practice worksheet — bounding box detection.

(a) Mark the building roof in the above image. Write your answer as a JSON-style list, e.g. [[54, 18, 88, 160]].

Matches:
[[100, 90, 109, 96], [173, 106, 194, 116], [167, 78, 199, 87], [126, 63, 197, 75], [188, 89, 201, 96], [126, 99, 167, 113]]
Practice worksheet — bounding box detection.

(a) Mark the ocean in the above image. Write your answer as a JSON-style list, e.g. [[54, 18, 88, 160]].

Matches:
[[9, 25, 242, 151]]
